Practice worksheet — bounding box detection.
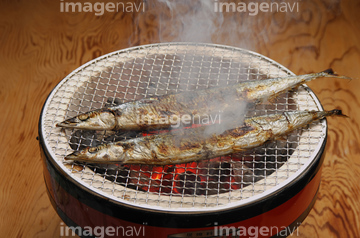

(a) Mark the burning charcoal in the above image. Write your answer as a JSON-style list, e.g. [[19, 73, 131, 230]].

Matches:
[[101, 130, 143, 143], [69, 130, 99, 150], [197, 160, 236, 194], [231, 162, 256, 184], [174, 171, 202, 195], [128, 168, 150, 185], [92, 165, 141, 190], [127, 165, 166, 193]]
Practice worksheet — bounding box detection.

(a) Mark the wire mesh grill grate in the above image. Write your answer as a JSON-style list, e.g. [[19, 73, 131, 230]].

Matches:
[[41, 43, 326, 210]]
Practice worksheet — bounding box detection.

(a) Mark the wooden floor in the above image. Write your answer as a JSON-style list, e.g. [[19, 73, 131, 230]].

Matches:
[[1, 0, 360, 237]]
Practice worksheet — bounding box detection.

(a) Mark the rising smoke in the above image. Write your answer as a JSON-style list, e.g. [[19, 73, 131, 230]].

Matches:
[[156, 0, 223, 43], [147, 0, 272, 50], [153, 0, 253, 134], [129, 0, 297, 135]]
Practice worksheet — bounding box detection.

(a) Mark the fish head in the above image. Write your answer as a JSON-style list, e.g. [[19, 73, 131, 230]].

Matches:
[[65, 143, 124, 163], [57, 109, 116, 130]]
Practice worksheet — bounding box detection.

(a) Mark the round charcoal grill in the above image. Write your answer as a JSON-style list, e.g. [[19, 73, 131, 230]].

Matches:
[[39, 43, 326, 238]]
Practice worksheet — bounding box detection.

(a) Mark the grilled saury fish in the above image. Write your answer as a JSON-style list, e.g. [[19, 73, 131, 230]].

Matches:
[[57, 69, 349, 131], [65, 109, 345, 165]]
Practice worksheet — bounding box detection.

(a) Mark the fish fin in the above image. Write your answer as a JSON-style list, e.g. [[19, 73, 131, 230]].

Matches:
[[274, 135, 288, 141], [232, 147, 247, 152], [321, 68, 335, 75], [258, 95, 277, 105], [105, 97, 124, 107], [267, 97, 278, 104], [139, 98, 160, 104]]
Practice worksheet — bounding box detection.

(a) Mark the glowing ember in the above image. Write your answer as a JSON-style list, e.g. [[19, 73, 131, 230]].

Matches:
[[124, 155, 252, 196]]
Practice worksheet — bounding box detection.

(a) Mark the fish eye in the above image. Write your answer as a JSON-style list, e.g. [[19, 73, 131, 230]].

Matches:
[[88, 147, 98, 153], [78, 114, 89, 121]]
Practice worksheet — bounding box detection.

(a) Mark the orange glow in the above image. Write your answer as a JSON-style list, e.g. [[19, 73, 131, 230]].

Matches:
[[151, 166, 164, 180], [174, 164, 186, 174]]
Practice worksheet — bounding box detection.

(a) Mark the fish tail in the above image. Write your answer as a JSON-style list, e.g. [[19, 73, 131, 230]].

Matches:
[[320, 68, 352, 80], [325, 109, 348, 118], [312, 109, 348, 120]]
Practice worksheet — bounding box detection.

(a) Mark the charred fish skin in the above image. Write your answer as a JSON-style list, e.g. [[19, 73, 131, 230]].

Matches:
[[64, 109, 345, 165], [56, 69, 350, 131]]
